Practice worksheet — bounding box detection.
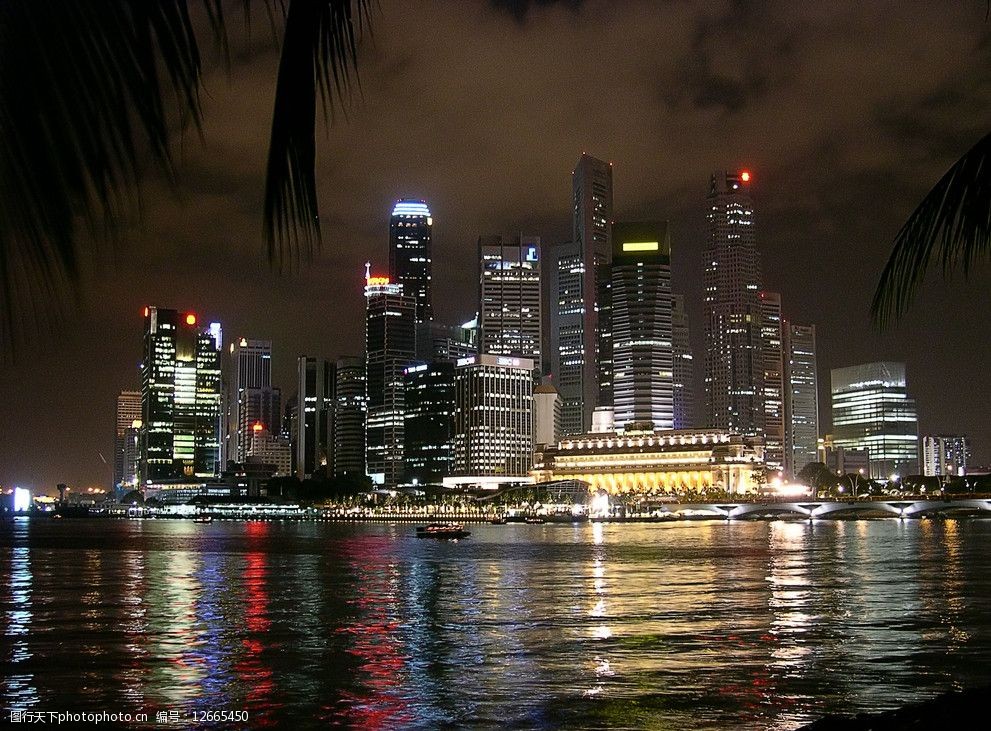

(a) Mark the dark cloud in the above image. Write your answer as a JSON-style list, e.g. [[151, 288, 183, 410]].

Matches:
[[2, 0, 991, 490], [490, 0, 585, 23]]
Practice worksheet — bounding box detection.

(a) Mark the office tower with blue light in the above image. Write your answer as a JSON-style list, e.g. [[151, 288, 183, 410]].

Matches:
[[389, 199, 433, 324]]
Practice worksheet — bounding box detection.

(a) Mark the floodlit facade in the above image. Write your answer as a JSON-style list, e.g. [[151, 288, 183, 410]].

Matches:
[[478, 235, 542, 363], [453, 354, 534, 477], [365, 272, 417, 486], [113, 390, 142, 490], [140, 307, 223, 485], [783, 323, 819, 475], [921, 434, 970, 477], [550, 154, 614, 435], [831, 362, 919, 479], [403, 362, 456, 484], [389, 199, 433, 323], [703, 170, 763, 437], [534, 382, 562, 447], [608, 222, 674, 431], [532, 428, 766, 495]]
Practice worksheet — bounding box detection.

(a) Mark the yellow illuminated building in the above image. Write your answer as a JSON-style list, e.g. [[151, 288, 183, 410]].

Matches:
[[532, 428, 765, 495]]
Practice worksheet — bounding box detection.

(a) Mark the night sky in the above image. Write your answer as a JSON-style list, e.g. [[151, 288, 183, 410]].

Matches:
[[2, 0, 990, 491]]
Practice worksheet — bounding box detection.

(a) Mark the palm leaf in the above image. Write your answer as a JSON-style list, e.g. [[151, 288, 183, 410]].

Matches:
[[872, 130, 991, 326]]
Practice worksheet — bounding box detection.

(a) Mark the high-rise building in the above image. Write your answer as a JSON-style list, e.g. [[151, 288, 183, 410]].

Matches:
[[671, 295, 695, 430], [113, 390, 142, 489], [550, 153, 614, 435], [759, 291, 785, 472], [831, 361, 919, 479], [388, 199, 433, 324], [246, 423, 292, 477], [415, 320, 477, 362], [921, 434, 970, 477], [533, 382, 562, 446], [294, 357, 334, 479], [403, 362, 456, 484], [608, 222, 674, 431], [140, 307, 223, 484], [783, 323, 819, 475], [453, 354, 534, 476], [365, 269, 417, 487], [225, 338, 281, 466], [478, 235, 542, 364], [703, 170, 763, 436], [333, 356, 367, 477]]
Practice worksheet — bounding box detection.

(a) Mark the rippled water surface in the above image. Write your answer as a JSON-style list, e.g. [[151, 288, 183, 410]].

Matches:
[[2, 517, 991, 729]]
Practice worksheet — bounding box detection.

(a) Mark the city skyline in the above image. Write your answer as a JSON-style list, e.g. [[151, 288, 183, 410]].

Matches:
[[1, 1, 990, 489]]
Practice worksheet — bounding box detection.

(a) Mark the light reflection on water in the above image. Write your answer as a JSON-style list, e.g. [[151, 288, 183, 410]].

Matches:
[[2, 517, 991, 729]]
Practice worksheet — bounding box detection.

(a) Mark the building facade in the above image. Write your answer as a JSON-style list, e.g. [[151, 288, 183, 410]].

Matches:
[[225, 338, 280, 467], [921, 434, 970, 477], [247, 424, 292, 477], [333, 356, 367, 477], [478, 235, 542, 363], [534, 382, 562, 447], [140, 307, 223, 484], [550, 154, 614, 435], [831, 361, 919, 479], [759, 291, 785, 472], [294, 357, 334, 479], [415, 320, 477, 363], [365, 272, 417, 486], [453, 354, 534, 476], [671, 294, 695, 430], [703, 170, 763, 437], [388, 199, 433, 324], [113, 390, 142, 490], [403, 362, 456, 484], [532, 428, 765, 495], [608, 222, 674, 431], [783, 322, 819, 475]]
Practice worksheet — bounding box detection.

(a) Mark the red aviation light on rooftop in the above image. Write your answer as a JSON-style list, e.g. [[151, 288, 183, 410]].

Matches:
[[740, 170, 751, 182], [143, 307, 149, 317], [185, 313, 197, 326], [252, 422, 264, 432]]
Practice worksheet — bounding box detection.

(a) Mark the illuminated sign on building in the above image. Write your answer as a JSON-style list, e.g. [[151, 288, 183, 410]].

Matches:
[[622, 241, 659, 252]]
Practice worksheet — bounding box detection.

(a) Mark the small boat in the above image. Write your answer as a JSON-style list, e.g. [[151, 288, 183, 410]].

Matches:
[[193, 515, 213, 524], [524, 517, 546, 525], [416, 523, 470, 539], [489, 517, 507, 525]]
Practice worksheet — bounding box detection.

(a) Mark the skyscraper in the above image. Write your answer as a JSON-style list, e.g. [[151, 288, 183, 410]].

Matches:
[[333, 356, 367, 477], [533, 382, 562, 446], [921, 435, 970, 477], [759, 291, 785, 472], [783, 322, 819, 475], [403, 362, 456, 484], [831, 361, 919, 479], [294, 357, 334, 479], [703, 170, 763, 437], [113, 390, 142, 490], [671, 295, 695, 430], [140, 307, 223, 484], [608, 222, 674, 431], [478, 235, 542, 363], [365, 269, 417, 487], [388, 199, 433, 324], [550, 153, 613, 435], [453, 354, 534, 476], [226, 338, 281, 466]]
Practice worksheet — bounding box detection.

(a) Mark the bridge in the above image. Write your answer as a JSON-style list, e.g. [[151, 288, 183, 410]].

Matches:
[[664, 498, 991, 520]]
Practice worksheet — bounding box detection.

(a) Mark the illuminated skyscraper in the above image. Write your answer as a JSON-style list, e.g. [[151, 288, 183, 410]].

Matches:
[[671, 295, 695, 430], [703, 170, 763, 436], [225, 338, 281, 466], [760, 291, 785, 472], [293, 356, 334, 479], [921, 435, 970, 477], [478, 235, 542, 363], [783, 322, 819, 475], [608, 222, 674, 430], [403, 361, 456, 484], [388, 199, 433, 324], [140, 307, 222, 484], [831, 361, 919, 479], [550, 153, 613, 435], [113, 390, 142, 490], [453, 354, 534, 476], [333, 356, 367, 477], [365, 269, 417, 486]]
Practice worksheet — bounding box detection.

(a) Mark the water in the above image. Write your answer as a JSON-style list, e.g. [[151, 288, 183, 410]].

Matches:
[[2, 517, 990, 729]]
